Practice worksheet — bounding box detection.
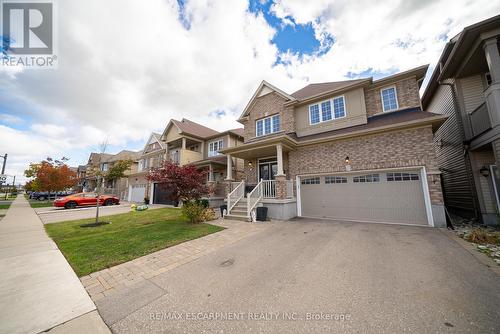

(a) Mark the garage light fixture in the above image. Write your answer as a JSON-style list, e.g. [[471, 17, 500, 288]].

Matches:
[[480, 166, 490, 177], [345, 156, 350, 164]]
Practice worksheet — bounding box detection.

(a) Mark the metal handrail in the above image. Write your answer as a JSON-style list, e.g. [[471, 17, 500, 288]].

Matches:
[[247, 179, 263, 219], [227, 180, 244, 214]]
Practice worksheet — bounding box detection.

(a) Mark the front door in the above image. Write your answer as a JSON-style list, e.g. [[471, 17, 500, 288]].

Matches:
[[259, 162, 278, 181]]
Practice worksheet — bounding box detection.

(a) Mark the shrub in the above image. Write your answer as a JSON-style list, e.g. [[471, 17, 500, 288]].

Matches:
[[196, 199, 209, 208], [201, 208, 216, 221], [182, 201, 206, 223], [466, 228, 496, 244]]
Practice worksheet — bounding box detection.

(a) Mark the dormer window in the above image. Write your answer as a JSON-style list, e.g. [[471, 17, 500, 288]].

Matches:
[[256, 114, 280, 137], [381, 86, 399, 112], [309, 96, 346, 125]]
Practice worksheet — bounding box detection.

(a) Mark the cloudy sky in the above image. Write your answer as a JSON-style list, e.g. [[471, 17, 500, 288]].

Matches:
[[1, 0, 499, 184]]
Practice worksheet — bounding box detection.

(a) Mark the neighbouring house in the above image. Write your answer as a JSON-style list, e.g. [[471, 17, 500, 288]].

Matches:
[[128, 119, 244, 207], [82, 152, 112, 192], [99, 150, 140, 200], [75, 165, 87, 192], [422, 15, 500, 225], [221, 65, 448, 226]]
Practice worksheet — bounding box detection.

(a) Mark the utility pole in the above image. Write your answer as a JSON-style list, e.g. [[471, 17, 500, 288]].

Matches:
[[1, 153, 7, 174]]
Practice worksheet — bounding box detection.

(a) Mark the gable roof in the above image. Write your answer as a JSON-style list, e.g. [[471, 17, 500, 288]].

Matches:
[[291, 78, 369, 100], [101, 150, 141, 163], [422, 15, 500, 108], [173, 118, 220, 138], [238, 80, 297, 120], [140, 132, 167, 155]]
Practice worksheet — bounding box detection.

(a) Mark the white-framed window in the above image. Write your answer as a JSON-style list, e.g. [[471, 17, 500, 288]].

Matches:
[[301, 177, 320, 185], [380, 86, 399, 112], [101, 163, 108, 172], [353, 174, 380, 183], [387, 172, 419, 181], [309, 96, 346, 125], [325, 176, 347, 184], [208, 140, 224, 157], [256, 114, 280, 137]]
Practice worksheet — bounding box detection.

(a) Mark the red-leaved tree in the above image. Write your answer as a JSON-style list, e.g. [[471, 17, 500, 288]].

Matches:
[[147, 161, 212, 203], [24, 157, 78, 194]]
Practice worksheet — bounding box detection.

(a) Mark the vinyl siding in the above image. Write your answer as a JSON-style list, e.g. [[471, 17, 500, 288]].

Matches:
[[457, 75, 487, 139], [428, 83, 478, 215]]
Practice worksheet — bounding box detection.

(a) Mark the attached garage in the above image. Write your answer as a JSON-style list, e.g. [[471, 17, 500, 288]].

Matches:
[[129, 184, 147, 203], [152, 183, 176, 205], [298, 169, 431, 226]]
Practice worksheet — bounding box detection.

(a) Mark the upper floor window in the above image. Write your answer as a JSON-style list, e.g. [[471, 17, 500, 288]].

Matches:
[[381, 86, 398, 112], [101, 163, 108, 172], [256, 114, 280, 137], [208, 140, 223, 157], [309, 96, 346, 125]]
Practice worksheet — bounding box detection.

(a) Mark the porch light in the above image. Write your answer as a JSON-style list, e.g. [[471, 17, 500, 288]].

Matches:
[[248, 161, 253, 167], [345, 156, 350, 164], [480, 166, 490, 177]]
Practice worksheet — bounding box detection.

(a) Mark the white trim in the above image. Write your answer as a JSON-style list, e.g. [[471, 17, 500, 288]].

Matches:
[[308, 95, 347, 125], [149, 182, 154, 204], [239, 80, 296, 120], [296, 166, 434, 227], [380, 85, 399, 112], [208, 139, 224, 157], [257, 157, 278, 181], [490, 165, 500, 212], [298, 216, 433, 228], [255, 114, 280, 137], [420, 166, 434, 227], [296, 175, 302, 216]]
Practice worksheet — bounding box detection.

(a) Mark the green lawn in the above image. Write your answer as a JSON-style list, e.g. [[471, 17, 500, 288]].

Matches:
[[29, 200, 54, 208], [45, 208, 224, 277], [0, 202, 11, 210]]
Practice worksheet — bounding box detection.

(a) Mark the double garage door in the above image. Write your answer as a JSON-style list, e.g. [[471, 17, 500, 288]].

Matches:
[[300, 170, 428, 225]]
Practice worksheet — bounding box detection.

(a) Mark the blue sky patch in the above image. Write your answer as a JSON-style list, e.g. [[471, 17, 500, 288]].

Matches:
[[248, 0, 334, 60]]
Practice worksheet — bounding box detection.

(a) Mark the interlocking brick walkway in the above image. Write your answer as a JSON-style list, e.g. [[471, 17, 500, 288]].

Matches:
[[81, 219, 268, 302]]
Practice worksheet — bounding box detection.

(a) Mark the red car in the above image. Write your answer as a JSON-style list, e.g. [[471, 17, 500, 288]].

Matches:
[[53, 192, 120, 209]]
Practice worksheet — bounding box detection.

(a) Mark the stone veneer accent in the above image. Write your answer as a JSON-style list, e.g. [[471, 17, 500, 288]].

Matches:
[[364, 77, 422, 117], [240, 92, 294, 142], [288, 126, 443, 205]]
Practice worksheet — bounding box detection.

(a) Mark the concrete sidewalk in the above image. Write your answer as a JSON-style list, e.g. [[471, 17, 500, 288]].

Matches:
[[0, 195, 110, 334]]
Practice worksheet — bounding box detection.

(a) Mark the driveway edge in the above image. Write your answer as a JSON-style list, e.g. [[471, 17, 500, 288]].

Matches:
[[440, 228, 500, 276]]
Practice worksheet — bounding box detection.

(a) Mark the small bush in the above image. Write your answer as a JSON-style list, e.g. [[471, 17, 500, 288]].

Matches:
[[195, 199, 209, 208], [182, 201, 206, 223], [466, 228, 496, 245], [201, 208, 216, 222]]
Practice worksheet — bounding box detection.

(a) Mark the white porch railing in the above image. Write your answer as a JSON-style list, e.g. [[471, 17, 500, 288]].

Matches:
[[261, 180, 295, 199], [227, 180, 245, 214], [247, 180, 263, 220]]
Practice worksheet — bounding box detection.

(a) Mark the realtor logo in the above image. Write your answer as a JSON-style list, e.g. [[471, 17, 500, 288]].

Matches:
[[1, 0, 57, 68]]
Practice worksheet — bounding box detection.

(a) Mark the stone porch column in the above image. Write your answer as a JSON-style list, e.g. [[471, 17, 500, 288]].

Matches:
[[275, 175, 287, 199], [483, 38, 500, 127], [208, 164, 214, 182], [182, 137, 187, 149], [276, 143, 284, 176]]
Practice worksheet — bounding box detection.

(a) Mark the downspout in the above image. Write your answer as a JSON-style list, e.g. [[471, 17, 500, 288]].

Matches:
[[438, 80, 481, 222]]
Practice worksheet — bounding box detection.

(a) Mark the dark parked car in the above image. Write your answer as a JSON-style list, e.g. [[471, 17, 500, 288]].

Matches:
[[30, 191, 75, 201]]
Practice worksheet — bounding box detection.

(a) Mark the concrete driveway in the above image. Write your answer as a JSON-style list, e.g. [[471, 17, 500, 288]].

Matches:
[[97, 219, 500, 333]]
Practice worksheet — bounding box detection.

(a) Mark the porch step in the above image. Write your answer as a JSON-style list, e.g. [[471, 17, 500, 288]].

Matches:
[[224, 214, 250, 222], [230, 209, 247, 215]]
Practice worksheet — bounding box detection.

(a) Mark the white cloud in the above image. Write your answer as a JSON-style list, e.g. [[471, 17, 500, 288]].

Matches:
[[0, 0, 498, 183]]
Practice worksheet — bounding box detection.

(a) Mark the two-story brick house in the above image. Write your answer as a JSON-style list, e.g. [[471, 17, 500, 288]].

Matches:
[[422, 15, 500, 225], [128, 118, 244, 206], [221, 65, 448, 226]]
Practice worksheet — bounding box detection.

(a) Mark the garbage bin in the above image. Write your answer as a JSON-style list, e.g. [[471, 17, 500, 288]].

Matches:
[[256, 207, 268, 221], [220, 204, 227, 217]]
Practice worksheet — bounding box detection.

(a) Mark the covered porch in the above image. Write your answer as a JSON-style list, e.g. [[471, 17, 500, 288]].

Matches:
[[221, 137, 297, 220], [192, 156, 229, 208]]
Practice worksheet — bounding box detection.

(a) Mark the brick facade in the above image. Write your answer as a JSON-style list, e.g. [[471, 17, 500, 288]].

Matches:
[[288, 126, 443, 205], [240, 92, 294, 142], [364, 77, 422, 117]]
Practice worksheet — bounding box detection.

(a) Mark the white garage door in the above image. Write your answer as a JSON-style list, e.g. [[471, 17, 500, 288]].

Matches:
[[300, 170, 428, 225], [130, 184, 146, 203]]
